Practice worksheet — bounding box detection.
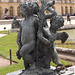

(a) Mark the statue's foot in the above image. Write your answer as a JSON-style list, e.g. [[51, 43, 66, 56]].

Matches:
[[29, 64, 36, 70], [56, 64, 65, 70]]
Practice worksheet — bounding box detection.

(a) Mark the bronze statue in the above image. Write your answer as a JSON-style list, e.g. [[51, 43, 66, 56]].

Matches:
[[16, 0, 68, 75], [12, 16, 20, 28], [16, 2, 39, 70]]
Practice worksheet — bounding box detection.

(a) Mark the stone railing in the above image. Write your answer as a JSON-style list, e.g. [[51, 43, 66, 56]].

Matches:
[[56, 47, 75, 55]]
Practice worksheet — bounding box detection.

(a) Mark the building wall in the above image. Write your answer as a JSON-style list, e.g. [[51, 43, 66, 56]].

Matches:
[[0, 2, 20, 18], [55, 3, 75, 15], [0, 0, 75, 19]]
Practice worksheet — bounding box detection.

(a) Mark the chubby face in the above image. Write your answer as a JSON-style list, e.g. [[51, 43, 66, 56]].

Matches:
[[20, 5, 28, 17], [50, 16, 64, 30], [20, 2, 34, 17], [52, 20, 64, 30]]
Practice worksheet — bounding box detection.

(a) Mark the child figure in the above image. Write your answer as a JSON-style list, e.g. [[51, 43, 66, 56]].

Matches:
[[37, 14, 68, 68], [37, 0, 68, 68]]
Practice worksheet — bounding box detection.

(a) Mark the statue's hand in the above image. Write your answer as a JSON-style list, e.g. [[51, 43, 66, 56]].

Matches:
[[61, 32, 68, 43], [16, 50, 21, 60], [49, 36, 55, 44]]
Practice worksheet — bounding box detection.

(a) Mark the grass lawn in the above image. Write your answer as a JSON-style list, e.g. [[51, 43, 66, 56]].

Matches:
[[0, 32, 72, 75], [0, 30, 9, 34]]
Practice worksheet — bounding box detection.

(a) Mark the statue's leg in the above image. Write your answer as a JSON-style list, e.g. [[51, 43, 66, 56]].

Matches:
[[23, 58, 30, 70], [51, 47, 59, 64], [39, 55, 51, 68], [20, 41, 35, 65]]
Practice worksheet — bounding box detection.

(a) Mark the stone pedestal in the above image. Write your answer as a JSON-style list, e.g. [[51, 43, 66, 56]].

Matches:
[[6, 66, 75, 75]]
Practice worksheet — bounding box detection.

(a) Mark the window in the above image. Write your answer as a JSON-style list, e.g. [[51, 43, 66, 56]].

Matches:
[[70, 6, 72, 15], [65, 0, 67, 3], [17, 6, 21, 17], [9, 0, 13, 2], [9, 6, 14, 17], [61, 0, 63, 3], [69, 0, 71, 3], [65, 6, 68, 15], [61, 6, 63, 15], [0, 7, 2, 18]]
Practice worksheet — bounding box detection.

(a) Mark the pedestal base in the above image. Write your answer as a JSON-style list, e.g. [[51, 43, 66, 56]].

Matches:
[[6, 66, 75, 75]]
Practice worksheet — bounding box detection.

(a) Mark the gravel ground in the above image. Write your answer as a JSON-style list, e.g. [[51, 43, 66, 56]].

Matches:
[[0, 56, 14, 68]]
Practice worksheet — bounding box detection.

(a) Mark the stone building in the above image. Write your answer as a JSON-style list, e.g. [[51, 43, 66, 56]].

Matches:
[[0, 0, 75, 19]]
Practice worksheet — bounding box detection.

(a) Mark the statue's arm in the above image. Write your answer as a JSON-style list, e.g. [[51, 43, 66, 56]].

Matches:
[[37, 27, 55, 44], [37, 29, 50, 44], [43, 28, 55, 43], [46, 0, 55, 7], [45, 0, 57, 19], [56, 32, 69, 43], [16, 24, 22, 59], [17, 31, 22, 48], [45, 7, 57, 19]]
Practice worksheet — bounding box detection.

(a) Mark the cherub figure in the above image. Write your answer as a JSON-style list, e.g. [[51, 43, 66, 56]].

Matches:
[[16, 2, 39, 70], [36, 0, 68, 68], [37, 15, 68, 68]]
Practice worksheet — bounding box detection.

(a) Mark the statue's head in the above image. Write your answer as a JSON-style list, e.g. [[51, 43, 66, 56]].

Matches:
[[50, 15, 64, 30], [20, 2, 34, 17], [33, 2, 39, 14]]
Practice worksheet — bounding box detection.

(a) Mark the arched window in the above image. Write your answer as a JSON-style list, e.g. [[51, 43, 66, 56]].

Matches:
[[9, 6, 14, 17], [69, 0, 71, 3], [9, 0, 13, 2], [70, 6, 72, 15], [17, 6, 21, 17], [61, 6, 63, 15], [65, 0, 67, 3], [65, 6, 68, 15], [0, 7, 2, 18], [61, 0, 63, 3]]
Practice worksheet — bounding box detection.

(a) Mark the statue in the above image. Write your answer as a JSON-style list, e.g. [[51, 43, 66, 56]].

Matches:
[[16, 0, 68, 75], [16, 2, 39, 70], [12, 16, 20, 28], [37, 15, 68, 68], [36, 0, 68, 69]]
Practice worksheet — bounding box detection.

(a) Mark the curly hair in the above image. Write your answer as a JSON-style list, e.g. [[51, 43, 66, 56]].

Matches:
[[32, 2, 39, 14], [20, 2, 34, 14], [50, 15, 64, 27]]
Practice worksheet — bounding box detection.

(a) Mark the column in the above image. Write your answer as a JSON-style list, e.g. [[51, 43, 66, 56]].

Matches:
[[68, 6, 70, 14], [63, 6, 65, 15], [14, 6, 17, 16]]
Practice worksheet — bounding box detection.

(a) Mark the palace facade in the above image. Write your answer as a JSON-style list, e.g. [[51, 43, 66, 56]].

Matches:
[[0, 0, 75, 18]]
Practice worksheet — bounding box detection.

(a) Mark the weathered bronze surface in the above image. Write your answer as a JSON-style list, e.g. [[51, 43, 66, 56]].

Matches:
[[16, 0, 68, 75]]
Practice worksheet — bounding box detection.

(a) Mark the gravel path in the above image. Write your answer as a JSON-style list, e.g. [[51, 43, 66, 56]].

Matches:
[[0, 34, 11, 68], [0, 34, 7, 37], [0, 56, 14, 68]]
